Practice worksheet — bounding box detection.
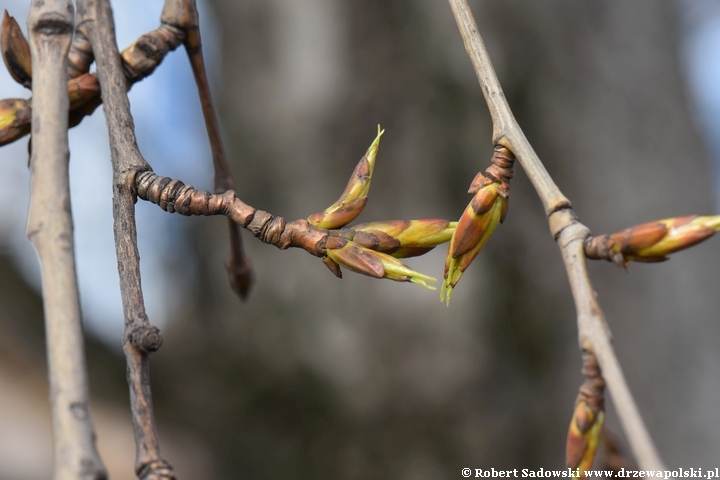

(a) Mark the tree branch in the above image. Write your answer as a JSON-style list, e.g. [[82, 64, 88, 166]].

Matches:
[[78, 0, 175, 478], [447, 0, 665, 469], [0, 10, 185, 147], [162, 0, 254, 300], [25, 0, 106, 478]]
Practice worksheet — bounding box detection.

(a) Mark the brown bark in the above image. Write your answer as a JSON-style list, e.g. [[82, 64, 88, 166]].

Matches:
[[78, 0, 175, 477]]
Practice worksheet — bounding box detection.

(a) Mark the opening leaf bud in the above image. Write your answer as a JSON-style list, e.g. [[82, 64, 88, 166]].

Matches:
[[308, 126, 384, 229], [325, 240, 437, 289], [352, 219, 457, 258], [441, 179, 507, 305], [607, 215, 720, 266], [566, 400, 604, 476]]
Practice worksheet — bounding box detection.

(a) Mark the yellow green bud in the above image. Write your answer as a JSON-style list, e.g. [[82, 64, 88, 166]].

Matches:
[[441, 176, 507, 305], [566, 400, 604, 476], [325, 239, 436, 289], [352, 219, 456, 257], [0, 98, 30, 147], [308, 126, 384, 229]]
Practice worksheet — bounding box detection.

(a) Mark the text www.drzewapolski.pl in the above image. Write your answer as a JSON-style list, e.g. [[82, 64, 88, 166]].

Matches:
[[461, 468, 720, 479]]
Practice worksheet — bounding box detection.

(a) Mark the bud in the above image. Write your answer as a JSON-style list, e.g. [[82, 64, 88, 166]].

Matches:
[[352, 219, 457, 258], [325, 238, 437, 289], [566, 399, 604, 475], [441, 174, 507, 305], [68, 73, 101, 110], [602, 215, 720, 266], [308, 126, 384, 229], [0, 98, 30, 147], [1, 11, 32, 88]]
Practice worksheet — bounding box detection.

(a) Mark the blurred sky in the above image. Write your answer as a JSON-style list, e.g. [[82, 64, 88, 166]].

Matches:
[[0, 0, 718, 345], [680, 0, 720, 207]]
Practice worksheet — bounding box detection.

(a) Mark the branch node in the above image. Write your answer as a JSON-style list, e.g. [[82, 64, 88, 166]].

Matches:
[[128, 325, 164, 353]]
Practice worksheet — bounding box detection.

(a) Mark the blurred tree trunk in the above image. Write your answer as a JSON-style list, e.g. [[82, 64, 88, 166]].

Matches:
[[141, 0, 720, 477]]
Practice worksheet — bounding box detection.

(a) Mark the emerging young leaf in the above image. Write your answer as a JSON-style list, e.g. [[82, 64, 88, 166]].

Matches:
[[308, 126, 384, 229]]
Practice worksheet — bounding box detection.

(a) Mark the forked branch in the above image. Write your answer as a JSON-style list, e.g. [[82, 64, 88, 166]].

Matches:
[[447, 0, 665, 470], [78, 0, 175, 477]]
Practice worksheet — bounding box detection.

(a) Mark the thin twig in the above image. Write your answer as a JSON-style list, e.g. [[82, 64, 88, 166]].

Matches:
[[162, 0, 254, 299], [78, 0, 175, 478], [25, 0, 106, 478], [447, 0, 665, 469]]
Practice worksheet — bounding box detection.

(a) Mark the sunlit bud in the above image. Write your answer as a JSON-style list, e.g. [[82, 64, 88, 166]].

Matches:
[[325, 239, 437, 289], [0, 98, 30, 146], [605, 215, 720, 266], [308, 126, 384, 229], [566, 399, 604, 476], [1, 11, 31, 88], [441, 176, 507, 305], [352, 219, 457, 258]]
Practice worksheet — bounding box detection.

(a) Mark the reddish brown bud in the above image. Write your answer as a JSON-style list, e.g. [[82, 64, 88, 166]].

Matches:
[[442, 181, 506, 304], [1, 11, 31, 88], [68, 73, 101, 110], [589, 215, 720, 266]]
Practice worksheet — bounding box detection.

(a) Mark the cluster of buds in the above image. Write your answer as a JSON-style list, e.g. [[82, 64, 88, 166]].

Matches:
[[1, 11, 102, 144], [566, 351, 605, 477], [585, 215, 720, 267], [308, 127, 456, 289], [1, 8, 187, 147], [441, 145, 514, 304]]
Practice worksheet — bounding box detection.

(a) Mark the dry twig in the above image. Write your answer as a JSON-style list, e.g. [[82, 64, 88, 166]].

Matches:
[[162, 0, 254, 300], [447, 0, 665, 469], [78, 0, 175, 477], [25, 0, 106, 478]]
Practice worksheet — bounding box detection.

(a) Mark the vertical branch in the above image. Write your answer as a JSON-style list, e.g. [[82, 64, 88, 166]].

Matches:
[[78, 0, 175, 478], [25, 0, 106, 478], [161, 0, 255, 300], [447, 0, 666, 469]]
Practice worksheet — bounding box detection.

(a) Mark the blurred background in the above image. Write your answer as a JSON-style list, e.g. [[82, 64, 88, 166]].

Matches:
[[1, 0, 720, 478]]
